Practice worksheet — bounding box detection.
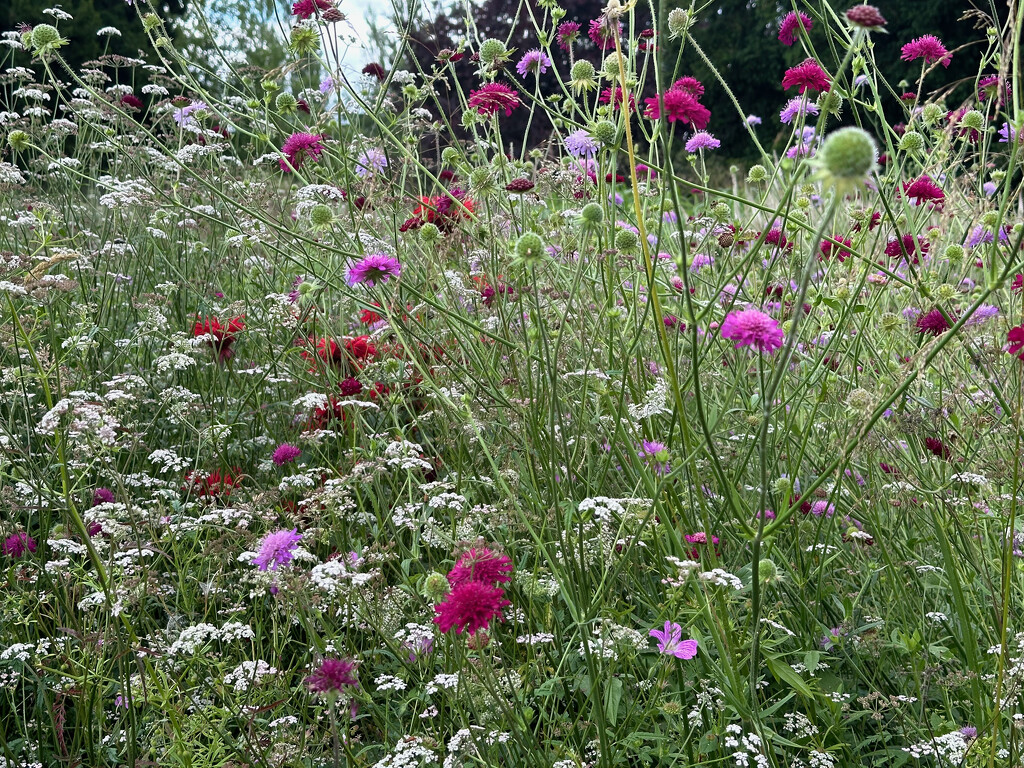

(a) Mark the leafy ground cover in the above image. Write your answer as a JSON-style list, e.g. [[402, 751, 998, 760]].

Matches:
[[1, 2, 1024, 767]]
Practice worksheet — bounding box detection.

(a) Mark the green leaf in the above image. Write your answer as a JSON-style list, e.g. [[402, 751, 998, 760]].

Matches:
[[604, 677, 623, 726], [765, 655, 813, 697]]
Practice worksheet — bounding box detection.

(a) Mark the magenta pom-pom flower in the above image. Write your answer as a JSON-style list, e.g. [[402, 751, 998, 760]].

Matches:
[[272, 443, 302, 466], [447, 547, 513, 588], [279, 132, 326, 172], [467, 82, 520, 117], [305, 657, 360, 693], [434, 580, 510, 635], [720, 309, 784, 353], [3, 532, 36, 558], [782, 59, 831, 94], [778, 11, 812, 46], [900, 35, 952, 68], [347, 253, 402, 287], [649, 621, 698, 659]]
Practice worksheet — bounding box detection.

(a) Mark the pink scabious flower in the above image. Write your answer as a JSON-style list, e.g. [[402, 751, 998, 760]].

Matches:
[[447, 547, 513, 588], [685, 131, 720, 152], [885, 234, 928, 264], [434, 580, 510, 635], [516, 49, 551, 77], [347, 253, 402, 287], [279, 132, 326, 172], [598, 86, 636, 113], [649, 621, 698, 659], [720, 309, 784, 353], [1007, 325, 1024, 359], [844, 4, 887, 30], [93, 488, 115, 506], [778, 11, 812, 46], [272, 443, 301, 466], [819, 235, 852, 262], [901, 35, 952, 67], [903, 175, 944, 208], [644, 86, 711, 129], [3, 532, 36, 558], [810, 500, 835, 517], [915, 309, 953, 336], [252, 528, 302, 571], [588, 17, 622, 51], [782, 59, 831, 94], [291, 0, 332, 19], [467, 82, 520, 116], [305, 657, 359, 693], [557, 21, 581, 51]]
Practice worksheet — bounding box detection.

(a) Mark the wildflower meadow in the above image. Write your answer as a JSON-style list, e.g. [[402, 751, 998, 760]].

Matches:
[[2, 0, 1024, 766]]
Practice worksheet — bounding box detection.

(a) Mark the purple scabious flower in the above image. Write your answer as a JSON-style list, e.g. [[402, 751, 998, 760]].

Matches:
[[354, 147, 387, 178], [998, 122, 1019, 143], [720, 309, 784, 353], [960, 726, 977, 741], [565, 128, 599, 158], [172, 100, 207, 127], [516, 49, 551, 77], [779, 96, 819, 124], [638, 440, 670, 475], [810, 500, 835, 517], [690, 253, 714, 272], [272, 443, 302, 466], [649, 621, 698, 659], [746, 114, 762, 126], [964, 304, 1000, 326], [319, 76, 334, 94], [252, 528, 302, 571], [347, 253, 402, 287], [983, 181, 997, 196], [685, 131, 720, 152]]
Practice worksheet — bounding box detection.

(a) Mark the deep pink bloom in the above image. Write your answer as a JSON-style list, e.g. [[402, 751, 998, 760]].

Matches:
[[782, 59, 831, 94], [557, 21, 581, 51], [347, 253, 401, 287], [644, 88, 711, 129], [778, 11, 812, 46], [434, 581, 510, 635], [93, 488, 115, 506], [588, 17, 622, 51], [915, 309, 953, 336], [272, 443, 301, 466], [598, 86, 636, 113], [252, 528, 302, 571], [468, 82, 520, 116], [1007, 326, 1024, 359], [447, 547, 513, 587], [820, 235, 852, 262], [720, 309, 784, 353], [649, 621, 698, 659], [305, 657, 359, 693], [901, 35, 952, 67], [279, 132, 326, 172], [845, 5, 887, 29], [885, 234, 928, 264], [925, 437, 951, 460], [903, 175, 944, 208], [3, 532, 36, 558], [292, 0, 332, 18]]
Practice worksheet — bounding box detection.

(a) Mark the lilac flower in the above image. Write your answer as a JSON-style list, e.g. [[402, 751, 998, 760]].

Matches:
[[746, 114, 762, 126], [638, 440, 670, 475], [172, 100, 207, 127], [779, 96, 819, 124], [983, 181, 997, 196], [685, 131, 720, 152], [347, 253, 402, 286], [319, 76, 334, 94], [690, 252, 714, 272], [252, 528, 302, 571], [516, 49, 551, 77], [964, 304, 1000, 326], [355, 148, 387, 178], [787, 126, 817, 158], [998, 122, 1018, 143], [565, 128, 599, 158], [649, 621, 698, 659]]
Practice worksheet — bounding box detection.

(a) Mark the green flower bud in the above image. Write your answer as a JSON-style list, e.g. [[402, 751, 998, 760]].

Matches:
[[796, 196, 811, 210], [817, 90, 843, 116], [479, 38, 507, 65], [756, 558, 780, 585], [460, 109, 479, 128], [815, 127, 877, 192], [747, 164, 768, 183], [992, 170, 1006, 182], [898, 130, 924, 152], [7, 130, 30, 150], [570, 60, 596, 91], [590, 119, 617, 146], [921, 103, 943, 125], [441, 147, 461, 167], [309, 204, 333, 229], [402, 84, 419, 101], [275, 93, 298, 114], [667, 8, 689, 38], [879, 312, 901, 331], [422, 572, 449, 602], [981, 210, 999, 227], [515, 231, 546, 263], [959, 109, 984, 131], [262, 79, 281, 93], [580, 202, 604, 226], [419, 222, 440, 243], [711, 201, 730, 220], [30, 24, 65, 53], [771, 476, 793, 498], [936, 283, 958, 301], [290, 23, 320, 55], [944, 244, 964, 262], [614, 228, 639, 252], [142, 14, 161, 32]]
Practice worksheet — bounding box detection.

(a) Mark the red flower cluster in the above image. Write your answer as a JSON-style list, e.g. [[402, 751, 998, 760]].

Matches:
[[643, 76, 710, 129], [782, 59, 831, 94], [434, 545, 512, 636], [185, 468, 241, 499], [399, 188, 475, 232], [193, 316, 245, 362]]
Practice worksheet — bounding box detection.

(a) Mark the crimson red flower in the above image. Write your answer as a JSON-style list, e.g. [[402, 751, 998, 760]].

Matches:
[[903, 175, 944, 208], [434, 580, 510, 635], [1007, 325, 1024, 359], [193, 316, 245, 361], [643, 82, 711, 129], [185, 469, 241, 498], [1011, 274, 1023, 294], [598, 86, 636, 113], [782, 59, 831, 94], [447, 547, 513, 588], [292, 0, 332, 18], [120, 94, 143, 112], [915, 308, 953, 336], [885, 234, 928, 264], [778, 11, 812, 46], [345, 335, 376, 361], [925, 437, 951, 460], [820, 235, 852, 262], [467, 82, 520, 116]]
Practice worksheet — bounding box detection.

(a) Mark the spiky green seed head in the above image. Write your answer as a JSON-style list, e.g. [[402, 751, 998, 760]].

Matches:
[[580, 202, 604, 226], [515, 232, 546, 263], [479, 38, 507, 65], [747, 164, 768, 183], [898, 130, 925, 152]]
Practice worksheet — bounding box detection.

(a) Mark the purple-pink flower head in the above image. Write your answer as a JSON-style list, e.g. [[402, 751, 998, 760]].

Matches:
[[355, 147, 387, 178], [252, 528, 302, 571], [900, 35, 952, 68], [468, 82, 520, 117], [720, 309, 784, 353], [778, 11, 812, 46], [447, 547, 513, 587], [3, 532, 36, 558], [649, 621, 698, 659], [638, 440, 670, 474], [434, 580, 510, 635], [779, 96, 819, 124], [685, 131, 720, 152], [516, 49, 551, 77], [279, 132, 326, 172], [305, 657, 360, 693], [347, 253, 402, 287], [93, 487, 115, 506], [557, 21, 581, 51], [272, 443, 302, 466], [172, 100, 207, 127], [588, 17, 622, 50]]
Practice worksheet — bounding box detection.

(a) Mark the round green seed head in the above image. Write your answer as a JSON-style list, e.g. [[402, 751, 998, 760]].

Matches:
[[747, 164, 768, 183], [31, 24, 62, 51], [819, 127, 877, 181], [309, 204, 333, 228], [275, 93, 297, 114], [441, 147, 461, 166], [667, 8, 689, 37], [960, 110, 984, 131], [590, 119, 617, 146], [757, 559, 780, 584], [571, 60, 596, 82], [142, 13, 161, 32], [7, 130, 30, 150], [580, 202, 604, 225], [515, 231, 546, 262], [943, 244, 964, 262], [422, 572, 449, 602], [817, 90, 843, 116], [479, 38, 507, 65], [614, 228, 639, 251], [921, 103, 943, 125], [602, 56, 622, 79], [711, 201, 730, 220], [898, 130, 924, 152], [981, 211, 1000, 227], [419, 222, 440, 243]]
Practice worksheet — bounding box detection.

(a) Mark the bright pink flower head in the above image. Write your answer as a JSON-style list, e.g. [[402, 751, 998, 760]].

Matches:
[[291, 0, 332, 19], [915, 309, 953, 337], [782, 59, 831, 94], [720, 309, 784, 353], [778, 11, 812, 46], [820, 235, 852, 262], [447, 547, 513, 587], [557, 21, 581, 51], [272, 443, 302, 466], [845, 5, 887, 30], [902, 175, 944, 208], [3, 532, 36, 558], [1007, 326, 1024, 359], [347, 253, 401, 287], [305, 657, 359, 693], [644, 88, 711, 129], [885, 234, 928, 264], [901, 35, 952, 67], [650, 621, 698, 659], [280, 132, 326, 172], [588, 17, 622, 50], [252, 528, 302, 571], [434, 580, 510, 635], [468, 82, 520, 117]]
